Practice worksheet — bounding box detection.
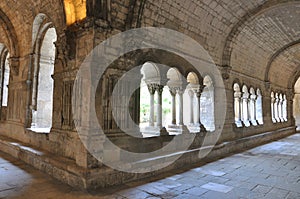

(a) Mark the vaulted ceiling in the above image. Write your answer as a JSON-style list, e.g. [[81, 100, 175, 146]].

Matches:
[[0, 0, 299, 88]]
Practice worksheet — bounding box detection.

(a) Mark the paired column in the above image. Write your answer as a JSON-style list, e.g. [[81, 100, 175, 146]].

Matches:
[[195, 90, 201, 125], [156, 84, 164, 128], [177, 88, 184, 125], [188, 90, 194, 125], [274, 96, 280, 122], [169, 88, 177, 125], [241, 92, 250, 127], [194, 86, 206, 132], [147, 84, 156, 127], [234, 91, 243, 127], [249, 93, 258, 126], [278, 97, 284, 122], [146, 83, 165, 131], [146, 82, 207, 133], [271, 95, 276, 123]]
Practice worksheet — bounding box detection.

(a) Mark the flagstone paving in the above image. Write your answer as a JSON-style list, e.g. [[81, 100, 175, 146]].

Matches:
[[1, 133, 300, 199]]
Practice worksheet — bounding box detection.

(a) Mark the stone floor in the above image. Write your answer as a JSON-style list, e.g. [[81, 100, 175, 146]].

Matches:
[[1, 133, 300, 199]]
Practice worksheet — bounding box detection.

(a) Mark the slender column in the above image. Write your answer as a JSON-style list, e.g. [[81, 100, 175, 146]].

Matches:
[[194, 85, 206, 132], [169, 88, 176, 125], [147, 84, 156, 127], [242, 93, 250, 126], [253, 97, 257, 123], [188, 90, 194, 125], [234, 91, 243, 127], [156, 84, 164, 128], [271, 96, 276, 123], [274, 96, 279, 122], [177, 88, 184, 125], [195, 90, 201, 125], [250, 93, 258, 125], [283, 96, 288, 121], [279, 97, 284, 122]]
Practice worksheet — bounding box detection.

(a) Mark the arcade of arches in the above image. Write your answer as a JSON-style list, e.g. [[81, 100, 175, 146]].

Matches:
[[0, 0, 299, 191]]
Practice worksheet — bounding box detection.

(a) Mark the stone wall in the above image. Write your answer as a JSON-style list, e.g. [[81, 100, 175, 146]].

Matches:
[[0, 0, 298, 189]]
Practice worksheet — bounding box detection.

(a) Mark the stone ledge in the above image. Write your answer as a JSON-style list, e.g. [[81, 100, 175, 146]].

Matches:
[[85, 126, 297, 189], [0, 135, 87, 189], [129, 126, 296, 169], [0, 126, 296, 190]]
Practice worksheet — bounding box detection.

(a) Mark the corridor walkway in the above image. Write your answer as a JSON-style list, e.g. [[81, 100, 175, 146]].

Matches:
[[0, 133, 300, 199]]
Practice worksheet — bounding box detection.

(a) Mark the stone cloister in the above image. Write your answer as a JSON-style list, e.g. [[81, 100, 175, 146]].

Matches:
[[139, 62, 214, 135], [0, 0, 299, 191]]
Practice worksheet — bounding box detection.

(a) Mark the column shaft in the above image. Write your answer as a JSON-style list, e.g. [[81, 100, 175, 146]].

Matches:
[[170, 88, 176, 125], [178, 89, 184, 125], [188, 90, 194, 125], [147, 84, 156, 127], [156, 85, 164, 128]]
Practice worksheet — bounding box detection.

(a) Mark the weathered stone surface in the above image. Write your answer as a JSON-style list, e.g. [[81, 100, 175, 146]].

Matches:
[[0, 0, 299, 191]]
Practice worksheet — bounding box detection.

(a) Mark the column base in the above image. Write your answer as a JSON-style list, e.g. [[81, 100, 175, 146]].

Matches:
[[194, 123, 207, 133], [167, 124, 190, 134], [250, 120, 258, 126], [243, 120, 251, 127], [167, 124, 182, 135], [141, 126, 161, 137], [179, 125, 190, 134], [275, 118, 281, 123], [160, 127, 169, 136], [235, 120, 244, 128]]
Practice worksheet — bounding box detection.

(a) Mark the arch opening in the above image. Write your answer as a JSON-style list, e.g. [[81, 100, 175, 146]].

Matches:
[[294, 77, 300, 130], [30, 15, 57, 132], [200, 75, 215, 131], [0, 45, 9, 121]]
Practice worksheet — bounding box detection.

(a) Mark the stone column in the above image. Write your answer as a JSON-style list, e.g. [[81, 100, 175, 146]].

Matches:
[[177, 88, 184, 126], [283, 95, 288, 122], [195, 90, 201, 125], [234, 91, 243, 127], [147, 84, 156, 127], [288, 89, 295, 126], [271, 96, 276, 123], [188, 90, 194, 125], [250, 93, 258, 126], [242, 93, 250, 126], [169, 87, 177, 125], [194, 86, 206, 132], [274, 96, 280, 122], [155, 84, 164, 128], [279, 97, 284, 122]]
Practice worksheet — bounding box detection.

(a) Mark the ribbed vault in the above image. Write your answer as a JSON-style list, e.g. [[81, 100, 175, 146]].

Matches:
[[228, 2, 300, 86]]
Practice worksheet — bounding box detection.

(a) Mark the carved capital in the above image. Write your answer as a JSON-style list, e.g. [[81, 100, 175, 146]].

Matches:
[[147, 83, 156, 95], [176, 88, 184, 95], [8, 57, 19, 76], [155, 84, 164, 95], [250, 94, 257, 100], [169, 87, 177, 96], [234, 91, 242, 98], [194, 84, 206, 97]]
